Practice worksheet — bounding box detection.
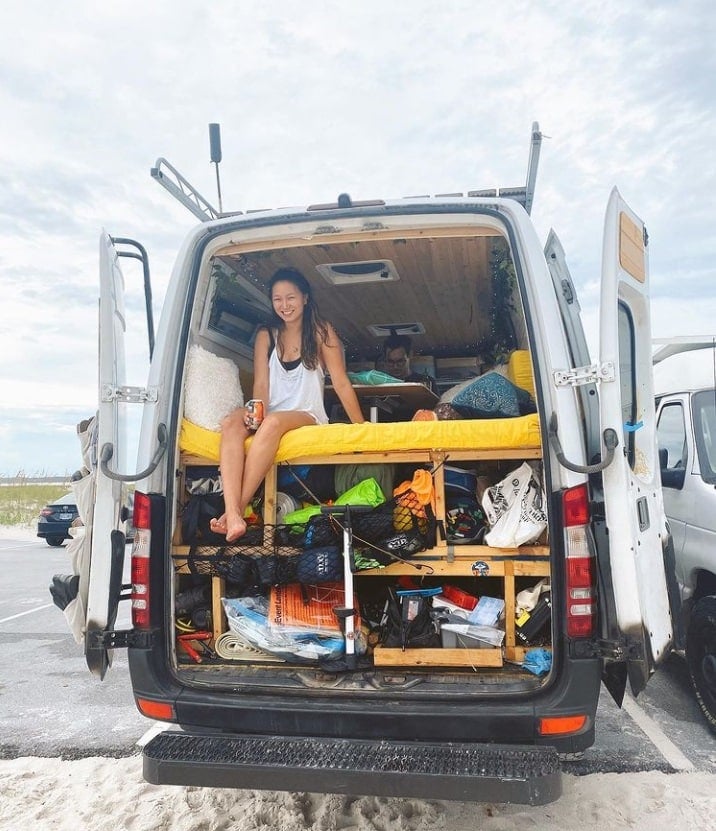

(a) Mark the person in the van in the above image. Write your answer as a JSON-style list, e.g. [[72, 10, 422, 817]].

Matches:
[[379, 334, 436, 392], [210, 267, 365, 542]]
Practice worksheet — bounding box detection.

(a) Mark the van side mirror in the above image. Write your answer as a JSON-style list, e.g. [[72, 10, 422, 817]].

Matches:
[[660, 463, 686, 490], [659, 446, 686, 489]]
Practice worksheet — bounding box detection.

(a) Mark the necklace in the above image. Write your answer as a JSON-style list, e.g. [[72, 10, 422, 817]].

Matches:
[[278, 333, 301, 360]]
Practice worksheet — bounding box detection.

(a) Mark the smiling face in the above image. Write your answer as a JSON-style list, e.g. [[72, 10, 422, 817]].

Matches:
[[271, 279, 308, 324]]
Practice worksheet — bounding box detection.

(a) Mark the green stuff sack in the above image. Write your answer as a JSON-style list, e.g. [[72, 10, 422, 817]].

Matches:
[[282, 503, 322, 529], [335, 477, 385, 508], [282, 477, 386, 540]]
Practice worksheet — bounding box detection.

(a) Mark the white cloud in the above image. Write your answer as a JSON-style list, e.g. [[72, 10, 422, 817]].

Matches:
[[1, 0, 715, 473]]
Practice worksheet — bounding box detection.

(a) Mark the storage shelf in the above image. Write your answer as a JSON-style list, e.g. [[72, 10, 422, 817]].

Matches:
[[175, 443, 552, 668]]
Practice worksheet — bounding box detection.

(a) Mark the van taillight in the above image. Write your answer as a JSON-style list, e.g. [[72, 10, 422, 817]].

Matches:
[[563, 484, 596, 638], [131, 492, 151, 629], [133, 491, 151, 529]]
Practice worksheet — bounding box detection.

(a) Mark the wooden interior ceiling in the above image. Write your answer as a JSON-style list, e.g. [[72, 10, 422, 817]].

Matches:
[[223, 235, 502, 361]]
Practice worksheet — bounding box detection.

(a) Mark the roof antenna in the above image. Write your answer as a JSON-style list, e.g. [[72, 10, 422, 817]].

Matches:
[[209, 123, 223, 215]]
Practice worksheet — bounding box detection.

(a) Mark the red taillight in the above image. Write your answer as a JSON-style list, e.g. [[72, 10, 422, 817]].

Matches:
[[133, 491, 151, 529], [131, 492, 151, 629], [563, 484, 596, 638], [563, 483, 589, 527]]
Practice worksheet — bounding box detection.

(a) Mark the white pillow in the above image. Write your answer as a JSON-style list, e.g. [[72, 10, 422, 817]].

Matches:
[[184, 345, 244, 431]]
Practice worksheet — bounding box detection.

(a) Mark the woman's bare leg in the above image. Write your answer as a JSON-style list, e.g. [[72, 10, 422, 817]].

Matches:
[[238, 411, 315, 517], [209, 408, 250, 542]]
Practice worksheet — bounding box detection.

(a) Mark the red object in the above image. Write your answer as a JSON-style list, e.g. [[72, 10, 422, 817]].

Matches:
[[131, 491, 152, 629], [246, 399, 265, 430], [177, 631, 212, 642], [441, 584, 478, 610], [562, 484, 596, 638], [133, 490, 151, 529], [179, 640, 202, 663]]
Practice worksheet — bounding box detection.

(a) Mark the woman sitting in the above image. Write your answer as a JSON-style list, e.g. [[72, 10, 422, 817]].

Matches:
[[210, 267, 365, 541]]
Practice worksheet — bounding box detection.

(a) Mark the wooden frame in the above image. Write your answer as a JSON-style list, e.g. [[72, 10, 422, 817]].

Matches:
[[176, 441, 549, 669]]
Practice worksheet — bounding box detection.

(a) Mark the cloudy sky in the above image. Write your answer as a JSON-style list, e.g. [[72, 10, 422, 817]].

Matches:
[[1, 1, 714, 476]]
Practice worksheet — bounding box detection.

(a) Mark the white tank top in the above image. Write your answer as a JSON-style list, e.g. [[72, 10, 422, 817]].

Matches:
[[268, 342, 328, 425]]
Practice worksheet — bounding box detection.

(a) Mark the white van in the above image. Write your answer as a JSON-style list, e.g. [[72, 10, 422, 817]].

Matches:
[[52, 131, 675, 805], [654, 339, 716, 734]]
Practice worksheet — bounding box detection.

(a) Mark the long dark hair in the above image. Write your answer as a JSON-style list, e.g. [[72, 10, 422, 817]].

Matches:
[[267, 268, 329, 370]]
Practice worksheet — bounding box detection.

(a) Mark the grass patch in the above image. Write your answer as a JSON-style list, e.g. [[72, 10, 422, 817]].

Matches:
[[0, 483, 72, 526]]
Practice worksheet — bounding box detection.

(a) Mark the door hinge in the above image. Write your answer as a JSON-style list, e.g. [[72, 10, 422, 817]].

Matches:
[[101, 384, 158, 404], [553, 362, 615, 387], [86, 628, 155, 650]]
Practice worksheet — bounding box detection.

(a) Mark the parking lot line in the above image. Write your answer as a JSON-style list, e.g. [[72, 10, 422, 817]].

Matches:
[[622, 691, 695, 771], [136, 722, 171, 748], [0, 603, 54, 625]]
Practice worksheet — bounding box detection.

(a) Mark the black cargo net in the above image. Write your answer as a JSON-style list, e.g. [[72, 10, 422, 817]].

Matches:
[[276, 497, 435, 565], [186, 534, 301, 590], [184, 493, 437, 589]]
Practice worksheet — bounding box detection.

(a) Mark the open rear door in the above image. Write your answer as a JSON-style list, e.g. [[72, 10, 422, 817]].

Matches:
[[545, 231, 601, 451], [83, 232, 129, 678], [599, 188, 674, 695]]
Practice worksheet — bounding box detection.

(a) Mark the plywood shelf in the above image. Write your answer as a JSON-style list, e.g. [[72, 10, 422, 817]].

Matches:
[[373, 647, 503, 668]]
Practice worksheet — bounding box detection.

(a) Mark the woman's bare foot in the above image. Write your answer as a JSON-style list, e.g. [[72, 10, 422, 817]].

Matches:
[[209, 513, 246, 542], [225, 515, 247, 543], [209, 514, 228, 534]]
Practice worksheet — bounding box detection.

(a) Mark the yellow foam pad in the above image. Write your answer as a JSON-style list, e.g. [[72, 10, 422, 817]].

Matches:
[[179, 413, 541, 464]]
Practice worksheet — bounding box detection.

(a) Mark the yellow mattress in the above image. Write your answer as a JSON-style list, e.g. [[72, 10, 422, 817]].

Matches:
[[180, 414, 541, 464]]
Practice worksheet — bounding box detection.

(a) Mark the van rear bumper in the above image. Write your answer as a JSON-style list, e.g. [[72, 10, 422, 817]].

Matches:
[[143, 730, 562, 805]]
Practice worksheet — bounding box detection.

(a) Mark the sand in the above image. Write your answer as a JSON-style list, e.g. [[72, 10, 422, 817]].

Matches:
[[0, 755, 714, 830]]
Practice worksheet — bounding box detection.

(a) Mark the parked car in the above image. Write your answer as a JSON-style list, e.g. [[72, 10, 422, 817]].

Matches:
[[654, 339, 716, 735], [37, 493, 79, 546]]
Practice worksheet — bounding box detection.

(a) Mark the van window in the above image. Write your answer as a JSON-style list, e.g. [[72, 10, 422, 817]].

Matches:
[[692, 390, 716, 485], [656, 402, 687, 471], [617, 302, 637, 468]]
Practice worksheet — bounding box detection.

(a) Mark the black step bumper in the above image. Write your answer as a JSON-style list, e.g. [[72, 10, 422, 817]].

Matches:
[[143, 731, 561, 805]]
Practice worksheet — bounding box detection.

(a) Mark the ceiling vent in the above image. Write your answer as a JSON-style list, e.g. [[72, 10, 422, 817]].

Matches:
[[367, 322, 426, 338], [316, 260, 400, 286]]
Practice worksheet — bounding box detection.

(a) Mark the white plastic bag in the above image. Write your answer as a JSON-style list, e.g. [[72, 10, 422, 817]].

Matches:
[[481, 462, 547, 547]]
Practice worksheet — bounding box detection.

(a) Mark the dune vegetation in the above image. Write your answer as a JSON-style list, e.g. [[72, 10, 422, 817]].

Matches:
[[0, 482, 71, 526]]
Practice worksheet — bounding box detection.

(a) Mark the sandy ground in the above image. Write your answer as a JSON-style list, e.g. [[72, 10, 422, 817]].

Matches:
[[0, 755, 714, 831], [0, 524, 37, 539], [3, 524, 715, 828]]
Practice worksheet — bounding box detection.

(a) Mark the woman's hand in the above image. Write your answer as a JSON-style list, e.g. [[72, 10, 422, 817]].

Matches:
[[320, 325, 366, 424]]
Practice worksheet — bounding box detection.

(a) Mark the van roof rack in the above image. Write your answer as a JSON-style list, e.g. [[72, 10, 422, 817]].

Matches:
[[151, 122, 543, 220], [653, 336, 716, 364]]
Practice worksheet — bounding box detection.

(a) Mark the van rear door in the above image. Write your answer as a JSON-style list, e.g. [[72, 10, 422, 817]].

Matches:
[[83, 231, 129, 678], [598, 188, 674, 694]]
